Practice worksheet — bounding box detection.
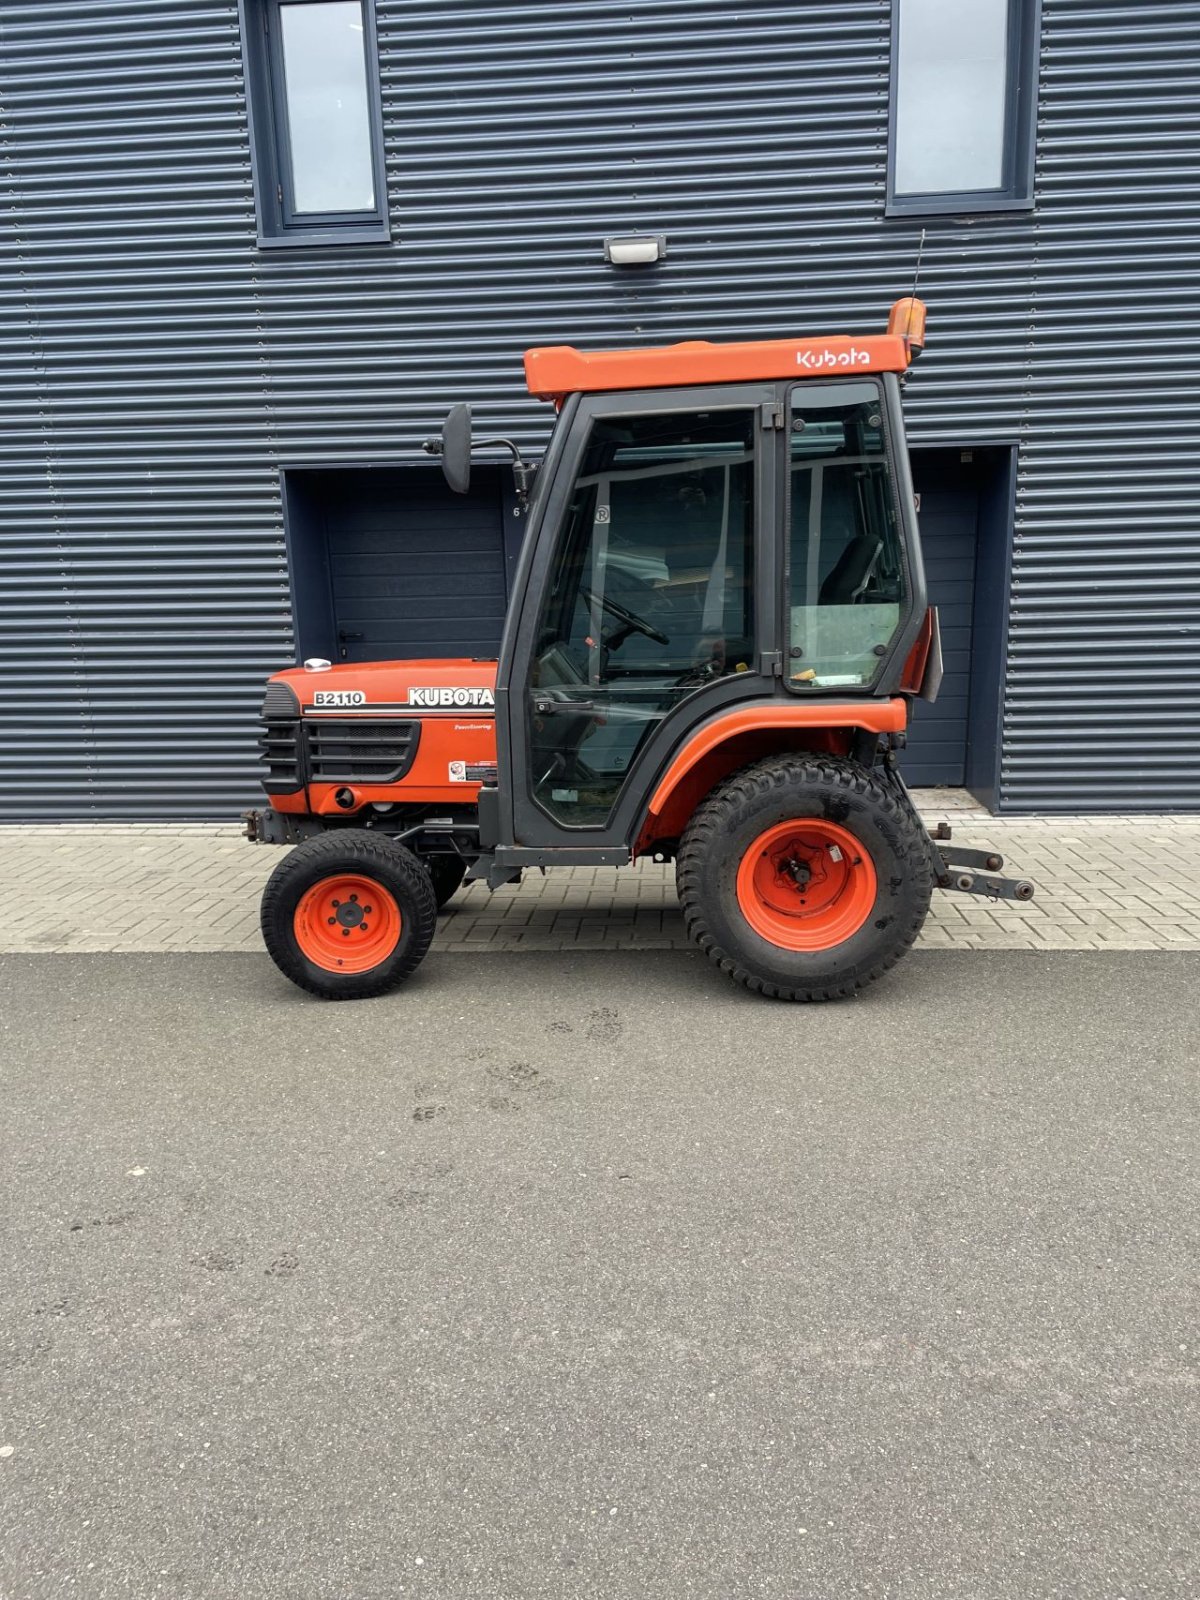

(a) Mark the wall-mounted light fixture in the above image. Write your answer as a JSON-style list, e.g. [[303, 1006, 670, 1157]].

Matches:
[[603, 234, 667, 266]]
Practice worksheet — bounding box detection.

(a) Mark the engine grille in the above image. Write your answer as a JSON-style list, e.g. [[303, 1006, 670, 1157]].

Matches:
[[305, 719, 421, 785], [259, 717, 302, 794], [258, 681, 302, 795]]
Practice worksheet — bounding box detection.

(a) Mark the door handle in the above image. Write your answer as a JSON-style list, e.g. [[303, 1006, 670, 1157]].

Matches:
[[533, 697, 595, 715]]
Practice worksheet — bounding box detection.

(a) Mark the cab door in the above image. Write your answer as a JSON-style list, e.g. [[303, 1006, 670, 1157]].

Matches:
[[499, 384, 780, 853]]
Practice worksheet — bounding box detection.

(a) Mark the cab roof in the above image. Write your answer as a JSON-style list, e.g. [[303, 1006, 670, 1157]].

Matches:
[[524, 333, 910, 404]]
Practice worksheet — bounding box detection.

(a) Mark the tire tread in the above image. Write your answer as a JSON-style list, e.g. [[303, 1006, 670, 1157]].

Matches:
[[676, 755, 932, 1002]]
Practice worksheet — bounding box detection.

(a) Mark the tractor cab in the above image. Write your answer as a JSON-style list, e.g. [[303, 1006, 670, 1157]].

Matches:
[[441, 305, 937, 867]]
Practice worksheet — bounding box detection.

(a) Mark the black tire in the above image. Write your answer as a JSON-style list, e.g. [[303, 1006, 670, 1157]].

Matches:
[[261, 829, 438, 1001], [676, 755, 933, 1001], [425, 853, 467, 910]]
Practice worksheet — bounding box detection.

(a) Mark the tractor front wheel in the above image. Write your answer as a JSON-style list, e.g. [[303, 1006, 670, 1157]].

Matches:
[[676, 755, 932, 1001], [261, 830, 437, 1000]]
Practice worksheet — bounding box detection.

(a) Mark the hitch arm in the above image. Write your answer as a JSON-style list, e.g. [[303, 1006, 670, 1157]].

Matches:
[[937, 862, 1036, 902], [925, 821, 1035, 902]]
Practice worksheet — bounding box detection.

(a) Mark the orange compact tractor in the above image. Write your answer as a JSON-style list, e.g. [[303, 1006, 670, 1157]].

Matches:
[[245, 299, 1033, 1001]]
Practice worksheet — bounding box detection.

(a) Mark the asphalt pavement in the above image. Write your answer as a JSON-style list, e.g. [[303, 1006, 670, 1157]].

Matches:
[[1, 949, 1197, 1599]]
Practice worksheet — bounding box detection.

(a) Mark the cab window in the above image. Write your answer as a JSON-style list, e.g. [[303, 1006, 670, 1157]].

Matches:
[[787, 384, 906, 690]]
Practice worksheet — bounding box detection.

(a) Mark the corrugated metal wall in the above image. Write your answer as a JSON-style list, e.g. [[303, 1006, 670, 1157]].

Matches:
[[1, 0, 285, 817], [1008, 1, 1200, 809], [0, 0, 1197, 816]]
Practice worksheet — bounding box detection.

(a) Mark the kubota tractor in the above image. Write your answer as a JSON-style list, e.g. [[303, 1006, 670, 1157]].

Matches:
[[245, 298, 1033, 1001]]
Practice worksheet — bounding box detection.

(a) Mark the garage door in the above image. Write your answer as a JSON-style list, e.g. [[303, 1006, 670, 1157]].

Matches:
[[901, 454, 981, 787], [323, 466, 508, 663]]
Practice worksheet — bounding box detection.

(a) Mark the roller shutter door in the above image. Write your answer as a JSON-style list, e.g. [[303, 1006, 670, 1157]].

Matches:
[[323, 468, 507, 663], [901, 456, 980, 787]]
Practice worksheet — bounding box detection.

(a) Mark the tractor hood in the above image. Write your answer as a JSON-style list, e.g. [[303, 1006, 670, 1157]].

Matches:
[[271, 658, 497, 715]]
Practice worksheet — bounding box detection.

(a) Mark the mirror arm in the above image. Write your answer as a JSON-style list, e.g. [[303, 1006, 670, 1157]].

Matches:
[[477, 436, 534, 511]]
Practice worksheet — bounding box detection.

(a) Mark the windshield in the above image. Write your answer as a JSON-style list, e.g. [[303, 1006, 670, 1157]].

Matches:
[[787, 382, 906, 690]]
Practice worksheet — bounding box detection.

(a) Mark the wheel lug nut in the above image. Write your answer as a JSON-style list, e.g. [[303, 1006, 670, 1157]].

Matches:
[[363, 906, 373, 915], [342, 929, 350, 938], [331, 899, 340, 908], [327, 917, 336, 926], [349, 893, 359, 903]]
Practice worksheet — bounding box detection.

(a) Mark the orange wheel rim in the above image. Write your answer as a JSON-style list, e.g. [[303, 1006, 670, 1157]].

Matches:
[[735, 819, 877, 952], [293, 874, 402, 974]]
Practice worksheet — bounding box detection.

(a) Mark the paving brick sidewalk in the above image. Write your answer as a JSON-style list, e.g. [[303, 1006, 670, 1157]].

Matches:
[[1, 798, 1197, 955]]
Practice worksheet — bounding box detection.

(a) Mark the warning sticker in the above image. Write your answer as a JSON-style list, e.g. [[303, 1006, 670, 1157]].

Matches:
[[448, 761, 468, 783]]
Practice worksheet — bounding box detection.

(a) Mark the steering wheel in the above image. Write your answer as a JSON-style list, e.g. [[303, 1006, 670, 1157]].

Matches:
[[582, 587, 670, 647]]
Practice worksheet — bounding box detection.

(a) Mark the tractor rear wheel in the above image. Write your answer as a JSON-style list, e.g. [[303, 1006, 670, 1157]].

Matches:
[[676, 755, 932, 1001], [261, 829, 437, 1000]]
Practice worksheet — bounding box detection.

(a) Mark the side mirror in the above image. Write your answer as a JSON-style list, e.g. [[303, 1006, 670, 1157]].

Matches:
[[423, 404, 533, 509], [440, 403, 472, 494]]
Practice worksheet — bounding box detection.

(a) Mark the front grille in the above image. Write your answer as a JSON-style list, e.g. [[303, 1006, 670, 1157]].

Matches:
[[306, 718, 421, 784], [259, 717, 302, 793], [258, 683, 303, 795]]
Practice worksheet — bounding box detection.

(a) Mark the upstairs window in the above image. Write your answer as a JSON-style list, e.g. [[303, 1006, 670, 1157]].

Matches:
[[240, 0, 390, 246], [887, 0, 1039, 215]]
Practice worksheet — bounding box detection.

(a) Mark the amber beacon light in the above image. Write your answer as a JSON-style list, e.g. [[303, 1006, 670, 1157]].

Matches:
[[888, 296, 927, 359]]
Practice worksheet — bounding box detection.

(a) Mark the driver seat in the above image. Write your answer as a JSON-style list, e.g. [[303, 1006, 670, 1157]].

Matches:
[[819, 535, 883, 605]]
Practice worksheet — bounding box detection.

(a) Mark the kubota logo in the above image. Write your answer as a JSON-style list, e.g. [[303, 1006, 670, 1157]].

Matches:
[[798, 347, 871, 370], [407, 686, 496, 709]]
